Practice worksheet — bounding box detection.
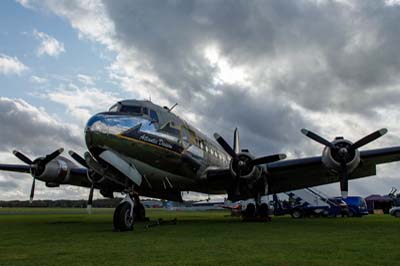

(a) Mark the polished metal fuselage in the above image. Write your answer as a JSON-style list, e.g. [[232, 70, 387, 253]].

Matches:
[[85, 100, 230, 199]]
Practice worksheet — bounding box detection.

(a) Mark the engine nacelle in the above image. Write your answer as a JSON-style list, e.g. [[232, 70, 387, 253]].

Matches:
[[34, 157, 76, 184], [230, 152, 262, 179], [321, 138, 360, 174]]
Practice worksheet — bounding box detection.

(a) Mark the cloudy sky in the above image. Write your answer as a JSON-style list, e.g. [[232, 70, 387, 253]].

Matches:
[[1, 0, 400, 201]]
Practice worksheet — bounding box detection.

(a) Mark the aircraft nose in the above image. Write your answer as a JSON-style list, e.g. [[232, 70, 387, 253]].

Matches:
[[85, 113, 108, 148], [85, 113, 154, 149], [85, 113, 108, 134]]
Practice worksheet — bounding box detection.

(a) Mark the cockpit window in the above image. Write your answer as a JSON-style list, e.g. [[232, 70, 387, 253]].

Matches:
[[109, 104, 119, 112], [150, 110, 159, 122], [120, 105, 143, 114]]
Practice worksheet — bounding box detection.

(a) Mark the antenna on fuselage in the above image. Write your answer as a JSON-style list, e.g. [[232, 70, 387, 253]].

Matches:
[[166, 103, 178, 112]]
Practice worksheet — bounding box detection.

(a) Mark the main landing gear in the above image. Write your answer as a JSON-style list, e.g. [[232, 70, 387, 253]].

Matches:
[[113, 192, 148, 232], [242, 194, 272, 222]]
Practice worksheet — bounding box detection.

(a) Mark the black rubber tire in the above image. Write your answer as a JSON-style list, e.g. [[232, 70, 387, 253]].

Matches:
[[244, 203, 256, 218], [258, 203, 269, 218], [348, 210, 355, 217], [113, 202, 134, 231], [134, 203, 146, 221], [394, 210, 400, 218], [291, 209, 303, 219]]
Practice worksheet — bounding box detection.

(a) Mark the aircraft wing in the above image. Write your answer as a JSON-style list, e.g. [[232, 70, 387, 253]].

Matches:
[[0, 164, 31, 173], [266, 146, 400, 194]]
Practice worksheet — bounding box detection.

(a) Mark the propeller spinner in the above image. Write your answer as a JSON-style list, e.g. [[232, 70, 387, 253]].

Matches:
[[301, 128, 387, 197]]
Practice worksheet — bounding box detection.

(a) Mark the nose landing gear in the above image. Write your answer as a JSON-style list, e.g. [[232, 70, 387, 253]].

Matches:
[[113, 191, 148, 232]]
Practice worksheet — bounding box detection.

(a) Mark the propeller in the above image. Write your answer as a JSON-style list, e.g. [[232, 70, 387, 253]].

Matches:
[[68, 150, 88, 168], [214, 128, 286, 196], [12, 148, 64, 203], [69, 150, 98, 214], [301, 128, 387, 198]]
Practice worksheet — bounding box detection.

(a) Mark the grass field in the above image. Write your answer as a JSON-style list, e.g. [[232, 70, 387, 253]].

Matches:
[[0, 208, 399, 266]]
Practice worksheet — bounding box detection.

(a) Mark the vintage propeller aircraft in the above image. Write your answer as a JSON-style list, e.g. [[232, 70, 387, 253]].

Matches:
[[1, 99, 400, 231]]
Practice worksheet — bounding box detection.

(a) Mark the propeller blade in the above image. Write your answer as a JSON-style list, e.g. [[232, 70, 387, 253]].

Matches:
[[339, 160, 348, 198], [301, 129, 336, 149], [233, 128, 240, 154], [12, 150, 33, 165], [42, 148, 64, 165], [350, 128, 388, 150], [68, 150, 88, 168], [249, 154, 287, 167], [29, 177, 35, 203], [87, 183, 94, 215], [214, 133, 237, 158]]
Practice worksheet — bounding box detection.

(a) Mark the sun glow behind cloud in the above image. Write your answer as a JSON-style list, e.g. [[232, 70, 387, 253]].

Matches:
[[204, 45, 249, 87]]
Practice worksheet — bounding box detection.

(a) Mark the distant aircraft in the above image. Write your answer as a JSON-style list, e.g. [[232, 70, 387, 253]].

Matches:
[[1, 99, 400, 230]]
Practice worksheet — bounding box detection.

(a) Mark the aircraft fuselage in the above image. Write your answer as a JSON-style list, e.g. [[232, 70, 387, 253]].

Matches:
[[85, 100, 230, 198]]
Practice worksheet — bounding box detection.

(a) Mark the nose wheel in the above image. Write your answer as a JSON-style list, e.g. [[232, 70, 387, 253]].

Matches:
[[113, 201, 134, 231], [113, 192, 148, 232]]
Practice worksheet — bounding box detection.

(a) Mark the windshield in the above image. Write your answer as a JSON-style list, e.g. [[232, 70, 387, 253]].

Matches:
[[120, 105, 143, 114], [344, 197, 366, 207]]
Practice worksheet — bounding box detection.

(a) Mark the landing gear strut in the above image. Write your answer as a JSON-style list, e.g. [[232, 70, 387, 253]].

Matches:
[[242, 194, 271, 222], [113, 194, 134, 231], [113, 192, 148, 231]]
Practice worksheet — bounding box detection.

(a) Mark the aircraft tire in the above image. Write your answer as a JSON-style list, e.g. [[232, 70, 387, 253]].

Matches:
[[113, 202, 134, 231], [258, 203, 269, 218], [244, 203, 256, 218], [291, 209, 303, 219], [134, 203, 146, 221]]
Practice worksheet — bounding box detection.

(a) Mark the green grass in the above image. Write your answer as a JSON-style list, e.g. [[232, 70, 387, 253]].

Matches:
[[0, 208, 399, 266]]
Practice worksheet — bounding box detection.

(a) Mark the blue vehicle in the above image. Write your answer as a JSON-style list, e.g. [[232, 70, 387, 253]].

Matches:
[[339, 196, 368, 217], [272, 189, 350, 218]]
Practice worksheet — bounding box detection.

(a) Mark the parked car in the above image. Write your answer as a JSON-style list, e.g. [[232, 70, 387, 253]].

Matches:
[[389, 206, 400, 218]]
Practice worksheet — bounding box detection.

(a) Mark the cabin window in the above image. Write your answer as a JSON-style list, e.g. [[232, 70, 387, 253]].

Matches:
[[199, 141, 204, 150]]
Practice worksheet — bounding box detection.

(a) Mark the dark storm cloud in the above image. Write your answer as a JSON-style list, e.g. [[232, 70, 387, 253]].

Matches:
[[102, 0, 325, 155], [0, 97, 83, 156], [191, 85, 311, 155], [103, 0, 400, 116]]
